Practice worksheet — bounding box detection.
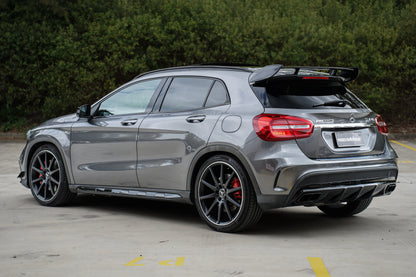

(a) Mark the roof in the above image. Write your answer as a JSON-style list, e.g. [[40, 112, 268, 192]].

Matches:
[[133, 64, 359, 84]]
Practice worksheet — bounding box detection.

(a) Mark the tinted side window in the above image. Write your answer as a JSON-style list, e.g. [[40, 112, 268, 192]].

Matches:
[[205, 81, 229, 107], [160, 77, 213, 112], [97, 79, 162, 116]]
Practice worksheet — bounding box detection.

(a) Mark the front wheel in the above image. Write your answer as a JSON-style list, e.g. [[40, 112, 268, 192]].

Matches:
[[194, 155, 262, 232], [28, 144, 76, 206], [318, 198, 373, 217]]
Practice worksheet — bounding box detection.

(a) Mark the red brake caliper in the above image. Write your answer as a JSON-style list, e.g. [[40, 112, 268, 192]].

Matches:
[[231, 178, 242, 199], [39, 165, 43, 185]]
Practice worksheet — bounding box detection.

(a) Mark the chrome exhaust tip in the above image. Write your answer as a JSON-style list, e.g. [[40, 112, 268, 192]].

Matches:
[[384, 184, 396, 194]]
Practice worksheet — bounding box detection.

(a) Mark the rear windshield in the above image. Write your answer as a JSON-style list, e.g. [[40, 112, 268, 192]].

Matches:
[[251, 80, 367, 109]]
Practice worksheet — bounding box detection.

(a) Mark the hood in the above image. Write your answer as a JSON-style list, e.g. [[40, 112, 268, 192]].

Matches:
[[38, 113, 78, 127]]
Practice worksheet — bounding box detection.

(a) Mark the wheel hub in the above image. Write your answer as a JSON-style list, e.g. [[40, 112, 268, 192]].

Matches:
[[219, 188, 226, 199]]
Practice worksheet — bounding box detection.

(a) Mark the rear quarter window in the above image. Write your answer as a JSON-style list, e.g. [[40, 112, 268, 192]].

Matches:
[[205, 81, 229, 107]]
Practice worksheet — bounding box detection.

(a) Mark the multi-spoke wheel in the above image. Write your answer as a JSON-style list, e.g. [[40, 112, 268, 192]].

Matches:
[[29, 144, 75, 206], [195, 155, 262, 232], [318, 198, 373, 217]]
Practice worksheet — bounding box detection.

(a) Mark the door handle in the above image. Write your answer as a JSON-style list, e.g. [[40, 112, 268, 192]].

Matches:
[[186, 115, 206, 123], [121, 119, 138, 126]]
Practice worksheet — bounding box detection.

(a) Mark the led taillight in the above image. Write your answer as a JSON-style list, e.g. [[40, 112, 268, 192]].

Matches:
[[375, 114, 388, 135], [253, 114, 314, 141]]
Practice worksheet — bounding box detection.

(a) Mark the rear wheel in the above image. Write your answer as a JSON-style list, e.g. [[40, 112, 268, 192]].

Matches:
[[194, 155, 262, 232], [28, 144, 75, 206], [318, 198, 373, 217]]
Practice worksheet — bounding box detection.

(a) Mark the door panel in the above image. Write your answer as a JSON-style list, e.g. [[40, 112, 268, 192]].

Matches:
[[136, 106, 228, 190], [70, 116, 143, 187]]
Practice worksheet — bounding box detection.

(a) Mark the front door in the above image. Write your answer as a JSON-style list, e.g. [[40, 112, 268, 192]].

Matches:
[[70, 78, 164, 187]]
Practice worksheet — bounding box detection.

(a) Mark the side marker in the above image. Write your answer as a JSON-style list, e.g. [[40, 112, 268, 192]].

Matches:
[[308, 257, 331, 277]]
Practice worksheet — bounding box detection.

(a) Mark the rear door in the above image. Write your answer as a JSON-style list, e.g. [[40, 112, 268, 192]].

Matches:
[[137, 77, 230, 190], [253, 79, 385, 159]]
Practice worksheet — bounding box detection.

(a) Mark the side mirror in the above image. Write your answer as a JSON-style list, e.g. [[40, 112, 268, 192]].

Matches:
[[76, 104, 91, 118]]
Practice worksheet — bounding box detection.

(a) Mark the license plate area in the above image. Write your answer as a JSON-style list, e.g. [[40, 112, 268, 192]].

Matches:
[[334, 130, 365, 148]]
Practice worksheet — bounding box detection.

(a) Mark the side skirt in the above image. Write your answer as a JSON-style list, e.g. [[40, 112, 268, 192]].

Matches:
[[69, 184, 192, 204]]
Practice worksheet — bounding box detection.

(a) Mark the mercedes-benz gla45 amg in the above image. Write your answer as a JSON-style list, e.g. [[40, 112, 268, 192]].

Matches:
[[18, 64, 398, 232]]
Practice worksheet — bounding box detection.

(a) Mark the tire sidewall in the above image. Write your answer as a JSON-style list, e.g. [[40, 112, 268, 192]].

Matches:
[[194, 155, 253, 232], [28, 144, 67, 206]]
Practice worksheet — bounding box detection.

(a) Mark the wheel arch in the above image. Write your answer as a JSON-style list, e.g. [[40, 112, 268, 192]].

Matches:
[[187, 144, 261, 203], [25, 134, 73, 186]]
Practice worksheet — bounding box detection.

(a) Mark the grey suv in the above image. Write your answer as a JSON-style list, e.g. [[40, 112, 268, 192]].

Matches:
[[18, 64, 398, 232]]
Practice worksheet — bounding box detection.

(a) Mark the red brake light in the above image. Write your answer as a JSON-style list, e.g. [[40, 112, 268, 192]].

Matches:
[[302, 76, 329, 80], [375, 114, 388, 135], [253, 114, 314, 141]]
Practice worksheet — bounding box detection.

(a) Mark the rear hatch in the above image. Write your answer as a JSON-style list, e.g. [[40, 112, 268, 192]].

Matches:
[[250, 66, 387, 159]]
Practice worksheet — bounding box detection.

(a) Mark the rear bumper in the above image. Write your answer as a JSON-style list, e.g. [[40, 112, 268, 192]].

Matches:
[[292, 181, 396, 206], [288, 165, 397, 205], [256, 162, 398, 209]]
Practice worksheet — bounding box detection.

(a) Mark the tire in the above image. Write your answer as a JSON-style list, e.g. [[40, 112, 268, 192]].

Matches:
[[194, 155, 263, 232], [28, 144, 76, 206], [317, 198, 373, 217]]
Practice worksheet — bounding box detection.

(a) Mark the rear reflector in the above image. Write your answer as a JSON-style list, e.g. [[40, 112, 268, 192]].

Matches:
[[375, 114, 388, 135], [302, 76, 329, 80], [253, 114, 314, 141]]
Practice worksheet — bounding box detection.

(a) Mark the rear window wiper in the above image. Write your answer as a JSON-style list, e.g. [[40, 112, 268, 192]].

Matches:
[[313, 100, 350, 108]]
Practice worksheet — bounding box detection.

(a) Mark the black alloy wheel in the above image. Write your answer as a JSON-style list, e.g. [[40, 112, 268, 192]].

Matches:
[[195, 155, 262, 232], [29, 144, 75, 206]]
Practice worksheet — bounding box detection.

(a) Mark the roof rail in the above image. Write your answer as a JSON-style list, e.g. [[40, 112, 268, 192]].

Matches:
[[200, 63, 259, 67], [134, 64, 254, 79]]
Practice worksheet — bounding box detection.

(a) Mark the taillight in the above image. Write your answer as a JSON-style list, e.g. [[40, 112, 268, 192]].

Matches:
[[253, 114, 314, 141], [375, 114, 388, 135]]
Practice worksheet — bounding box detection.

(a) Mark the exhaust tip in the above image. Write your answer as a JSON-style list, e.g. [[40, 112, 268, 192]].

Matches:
[[298, 193, 321, 203], [385, 184, 396, 194]]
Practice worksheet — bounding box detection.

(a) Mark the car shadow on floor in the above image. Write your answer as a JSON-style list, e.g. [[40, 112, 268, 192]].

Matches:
[[245, 208, 382, 236], [60, 194, 384, 236], [68, 194, 201, 224]]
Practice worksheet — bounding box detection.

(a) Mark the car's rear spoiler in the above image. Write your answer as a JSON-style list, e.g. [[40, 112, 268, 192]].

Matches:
[[249, 64, 359, 85]]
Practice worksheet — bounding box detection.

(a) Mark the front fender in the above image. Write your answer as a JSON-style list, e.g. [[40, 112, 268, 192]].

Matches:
[[23, 127, 74, 186]]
